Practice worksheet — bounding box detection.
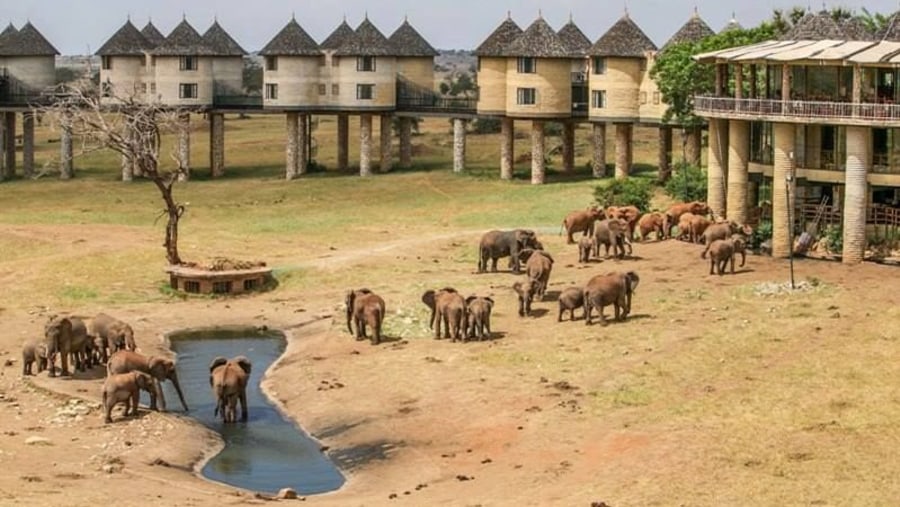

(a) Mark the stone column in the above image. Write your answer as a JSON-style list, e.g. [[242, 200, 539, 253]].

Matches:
[[4, 112, 16, 178], [298, 114, 309, 176], [380, 114, 393, 173], [805, 125, 822, 169], [707, 119, 728, 219], [176, 113, 190, 181], [22, 111, 34, 179], [843, 126, 871, 264], [453, 118, 466, 173], [285, 112, 299, 180], [209, 113, 225, 178], [781, 64, 791, 102], [531, 120, 545, 185], [727, 120, 750, 223], [772, 122, 795, 258], [59, 114, 74, 180], [121, 150, 134, 182], [685, 126, 702, 166], [614, 123, 632, 180], [360, 114, 373, 177], [399, 117, 412, 169], [0, 114, 5, 179], [561, 120, 575, 173], [337, 114, 349, 171], [500, 117, 514, 180], [658, 125, 672, 182], [592, 122, 606, 178]]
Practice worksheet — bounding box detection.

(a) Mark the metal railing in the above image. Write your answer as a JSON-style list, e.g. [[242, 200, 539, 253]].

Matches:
[[396, 76, 477, 115], [695, 95, 900, 122], [212, 94, 263, 109], [796, 203, 900, 229]]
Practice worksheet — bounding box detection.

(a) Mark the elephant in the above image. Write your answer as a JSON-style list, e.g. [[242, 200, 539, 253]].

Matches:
[[593, 218, 633, 259], [345, 288, 386, 345], [90, 313, 136, 363], [664, 201, 710, 239], [102, 371, 158, 424], [522, 249, 554, 299], [577, 236, 594, 263], [107, 350, 189, 412], [675, 212, 696, 241], [703, 235, 747, 275], [638, 212, 665, 242], [560, 206, 604, 244], [583, 271, 640, 325], [701, 222, 754, 257], [465, 296, 494, 341], [21, 340, 49, 376], [422, 288, 466, 341], [512, 278, 541, 317], [606, 205, 641, 239], [209, 356, 252, 423], [44, 315, 92, 377], [557, 287, 585, 322], [478, 229, 540, 274], [690, 215, 713, 244]]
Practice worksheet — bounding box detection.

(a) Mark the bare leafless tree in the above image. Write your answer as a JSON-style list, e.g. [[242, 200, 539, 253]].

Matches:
[[40, 80, 191, 265]]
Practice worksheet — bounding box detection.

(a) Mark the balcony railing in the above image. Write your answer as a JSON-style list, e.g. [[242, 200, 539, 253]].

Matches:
[[695, 95, 900, 122], [571, 72, 587, 84]]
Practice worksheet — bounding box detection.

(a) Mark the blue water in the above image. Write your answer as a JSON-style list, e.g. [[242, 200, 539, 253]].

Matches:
[[162, 329, 345, 495]]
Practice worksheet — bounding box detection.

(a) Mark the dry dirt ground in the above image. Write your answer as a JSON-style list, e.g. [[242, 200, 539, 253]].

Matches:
[[0, 223, 898, 506]]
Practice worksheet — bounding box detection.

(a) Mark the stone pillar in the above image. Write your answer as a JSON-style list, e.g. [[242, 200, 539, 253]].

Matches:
[[0, 114, 5, 179], [531, 120, 545, 185], [843, 126, 871, 264], [360, 114, 373, 177], [4, 112, 16, 178], [707, 119, 728, 219], [22, 111, 34, 179], [399, 117, 412, 169], [285, 112, 300, 180], [781, 64, 791, 102], [614, 123, 632, 180], [772, 122, 795, 258], [121, 150, 134, 182], [176, 113, 190, 181], [59, 115, 74, 180], [337, 114, 349, 171], [727, 120, 750, 224], [685, 126, 702, 167], [561, 120, 575, 172], [209, 113, 225, 178], [298, 114, 309, 176], [453, 118, 466, 173], [592, 122, 607, 178], [658, 125, 672, 182], [380, 114, 393, 173], [500, 117, 514, 180]]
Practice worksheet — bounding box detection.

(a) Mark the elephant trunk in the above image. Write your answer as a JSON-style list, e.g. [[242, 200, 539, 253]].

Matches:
[[170, 371, 189, 412]]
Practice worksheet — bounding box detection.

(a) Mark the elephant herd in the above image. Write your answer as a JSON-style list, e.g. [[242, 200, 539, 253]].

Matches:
[[24, 313, 251, 425]]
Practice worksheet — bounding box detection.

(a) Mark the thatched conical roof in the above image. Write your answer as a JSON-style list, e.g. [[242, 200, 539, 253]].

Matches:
[[202, 20, 246, 56], [662, 11, 714, 51], [154, 19, 214, 55], [557, 19, 592, 56], [474, 16, 523, 57], [320, 19, 354, 50], [96, 19, 153, 56], [334, 17, 394, 56], [781, 10, 846, 40], [1, 21, 59, 56], [589, 14, 656, 57], [720, 16, 743, 33], [504, 17, 573, 58], [388, 19, 438, 57], [141, 21, 165, 47], [842, 17, 874, 41], [260, 17, 322, 56], [0, 23, 18, 55]]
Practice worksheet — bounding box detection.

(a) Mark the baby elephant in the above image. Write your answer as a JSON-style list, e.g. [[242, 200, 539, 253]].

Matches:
[[465, 296, 494, 341], [703, 235, 747, 275], [22, 340, 49, 376], [102, 371, 157, 424], [577, 237, 594, 263], [557, 287, 585, 322]]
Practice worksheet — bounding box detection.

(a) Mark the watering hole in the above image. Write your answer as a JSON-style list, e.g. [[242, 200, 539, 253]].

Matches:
[[160, 327, 345, 495]]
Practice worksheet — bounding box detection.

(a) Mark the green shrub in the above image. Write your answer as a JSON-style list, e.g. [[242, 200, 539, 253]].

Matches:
[[543, 122, 563, 137], [593, 178, 652, 211], [750, 220, 772, 251], [471, 118, 501, 134], [664, 162, 708, 202], [822, 224, 843, 254]]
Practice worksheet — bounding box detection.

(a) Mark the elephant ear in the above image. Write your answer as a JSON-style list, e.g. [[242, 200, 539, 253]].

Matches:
[[484, 297, 494, 307], [209, 356, 228, 375], [626, 271, 640, 293], [421, 290, 437, 309], [233, 356, 252, 375], [512, 281, 523, 295], [465, 295, 478, 306]]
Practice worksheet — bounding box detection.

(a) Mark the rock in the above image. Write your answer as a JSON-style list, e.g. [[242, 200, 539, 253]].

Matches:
[[277, 488, 298, 500], [25, 436, 52, 446]]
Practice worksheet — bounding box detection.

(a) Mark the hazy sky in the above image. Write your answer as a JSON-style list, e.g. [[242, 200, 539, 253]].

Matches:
[[6, 0, 900, 54]]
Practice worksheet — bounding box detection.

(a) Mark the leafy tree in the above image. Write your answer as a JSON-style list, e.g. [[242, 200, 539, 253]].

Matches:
[[664, 162, 708, 202], [593, 178, 653, 212], [439, 71, 476, 98], [54, 67, 80, 85], [391, 116, 420, 136], [471, 117, 501, 134], [242, 57, 262, 95], [860, 7, 891, 33]]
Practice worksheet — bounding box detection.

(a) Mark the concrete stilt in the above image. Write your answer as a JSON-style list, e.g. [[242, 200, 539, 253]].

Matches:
[[843, 126, 871, 264], [4, 112, 16, 178], [592, 122, 606, 178], [500, 117, 514, 180], [59, 115, 74, 180], [209, 113, 225, 178], [360, 114, 373, 177], [176, 113, 190, 181], [562, 120, 575, 172], [707, 118, 728, 219], [399, 117, 412, 169], [298, 113, 308, 176], [22, 111, 34, 179], [658, 126, 672, 182], [727, 120, 750, 224], [614, 123, 632, 180], [337, 114, 349, 171], [772, 122, 795, 258], [531, 120, 545, 185], [453, 118, 466, 173], [380, 114, 393, 173], [286, 112, 299, 180]]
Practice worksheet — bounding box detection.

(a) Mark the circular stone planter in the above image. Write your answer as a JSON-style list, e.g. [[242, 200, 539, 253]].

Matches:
[[165, 264, 273, 295]]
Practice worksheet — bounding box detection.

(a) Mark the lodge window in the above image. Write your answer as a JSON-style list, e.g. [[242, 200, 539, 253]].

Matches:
[[212, 281, 232, 294], [265, 83, 278, 100], [357, 56, 376, 72], [517, 57, 536, 74], [179, 83, 198, 99], [243, 279, 260, 291], [150, 83, 157, 95], [265, 56, 277, 71], [101, 56, 112, 70], [640, 91, 647, 105], [517, 87, 536, 105], [140, 83, 147, 94], [318, 84, 327, 95], [184, 281, 200, 293], [332, 84, 340, 96], [357, 84, 375, 100], [592, 57, 606, 75], [179, 56, 198, 71], [653, 91, 661, 104], [592, 90, 607, 108]]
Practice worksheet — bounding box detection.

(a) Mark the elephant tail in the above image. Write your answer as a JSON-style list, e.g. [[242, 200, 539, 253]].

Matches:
[[700, 247, 709, 259]]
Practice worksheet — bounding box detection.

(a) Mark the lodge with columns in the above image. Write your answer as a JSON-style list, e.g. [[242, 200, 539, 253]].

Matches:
[[2, 10, 900, 264]]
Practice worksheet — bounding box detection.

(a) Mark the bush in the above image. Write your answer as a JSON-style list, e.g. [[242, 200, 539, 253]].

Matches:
[[471, 118, 501, 135], [664, 162, 708, 202], [543, 122, 563, 137], [750, 220, 772, 251], [822, 225, 843, 254], [593, 178, 652, 211]]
